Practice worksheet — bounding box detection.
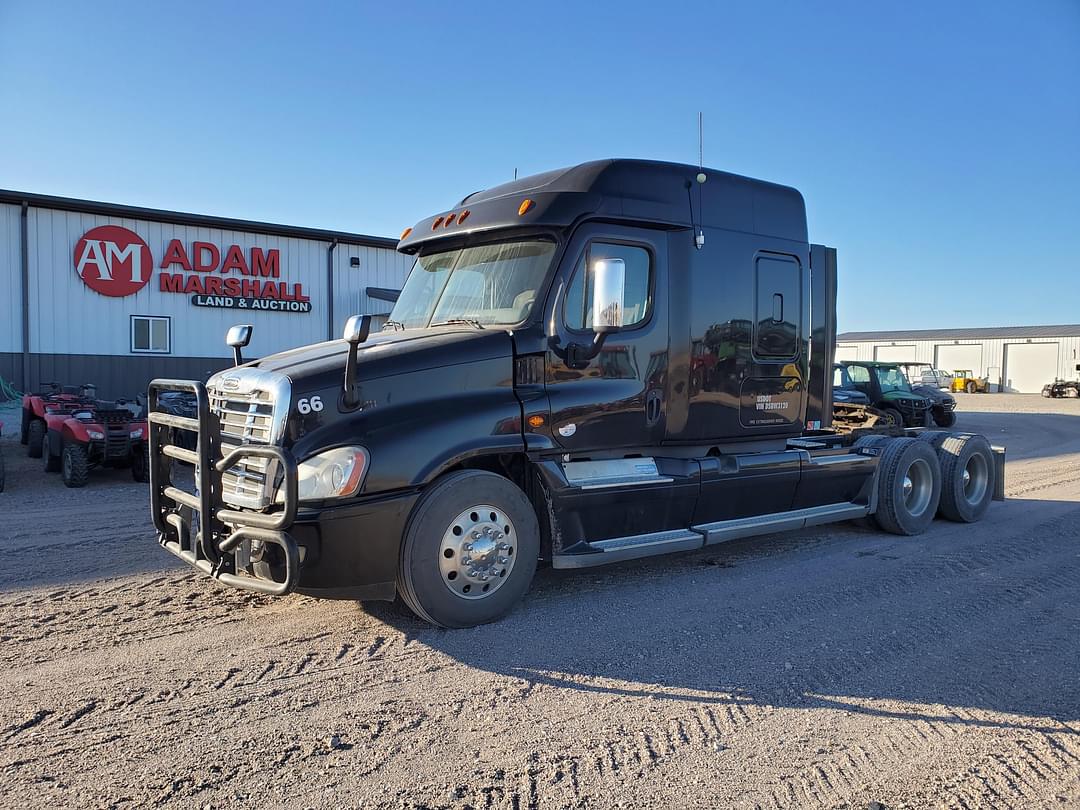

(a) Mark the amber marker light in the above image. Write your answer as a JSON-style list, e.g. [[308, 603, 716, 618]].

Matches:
[[518, 198, 534, 216], [527, 415, 545, 428], [444, 212, 457, 227], [458, 209, 471, 223], [432, 216, 444, 230], [400, 227, 413, 240]]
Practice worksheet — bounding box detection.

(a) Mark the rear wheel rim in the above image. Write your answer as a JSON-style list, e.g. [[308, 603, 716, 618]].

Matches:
[[438, 504, 517, 601], [962, 453, 989, 505], [902, 457, 933, 517]]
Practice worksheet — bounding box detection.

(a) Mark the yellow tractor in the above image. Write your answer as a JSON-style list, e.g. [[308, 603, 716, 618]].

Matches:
[[951, 369, 990, 394]]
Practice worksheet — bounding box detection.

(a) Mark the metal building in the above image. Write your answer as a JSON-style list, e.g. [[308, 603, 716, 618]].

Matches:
[[0, 189, 412, 398], [836, 325, 1080, 393]]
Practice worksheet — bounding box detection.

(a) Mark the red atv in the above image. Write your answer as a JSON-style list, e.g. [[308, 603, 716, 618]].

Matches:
[[21, 383, 97, 458], [41, 397, 150, 487]]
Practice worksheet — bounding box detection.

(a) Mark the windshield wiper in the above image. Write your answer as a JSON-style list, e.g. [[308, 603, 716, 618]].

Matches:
[[384, 319, 405, 331], [430, 318, 485, 329]]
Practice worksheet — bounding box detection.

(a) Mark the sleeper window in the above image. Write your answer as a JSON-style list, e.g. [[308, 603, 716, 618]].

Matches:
[[565, 243, 652, 330], [754, 255, 800, 358]]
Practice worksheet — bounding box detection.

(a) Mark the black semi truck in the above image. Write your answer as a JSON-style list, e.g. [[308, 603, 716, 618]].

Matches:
[[148, 159, 1004, 628]]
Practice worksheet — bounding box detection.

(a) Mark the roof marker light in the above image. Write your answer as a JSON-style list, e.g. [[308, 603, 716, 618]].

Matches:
[[444, 212, 457, 227], [400, 227, 413, 240], [518, 199, 534, 216], [458, 209, 470, 223], [432, 216, 444, 230]]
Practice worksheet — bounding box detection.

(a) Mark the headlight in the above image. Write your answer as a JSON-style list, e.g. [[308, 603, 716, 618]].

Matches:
[[287, 446, 369, 503], [87, 430, 105, 440], [130, 428, 144, 439]]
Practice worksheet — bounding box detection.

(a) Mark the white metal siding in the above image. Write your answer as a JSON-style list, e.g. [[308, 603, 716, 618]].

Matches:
[[1003, 342, 1059, 393], [24, 207, 397, 359], [0, 203, 21, 353], [332, 244, 411, 335], [834, 344, 859, 362]]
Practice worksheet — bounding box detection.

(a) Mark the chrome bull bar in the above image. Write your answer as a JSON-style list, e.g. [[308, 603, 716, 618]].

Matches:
[[148, 379, 300, 596]]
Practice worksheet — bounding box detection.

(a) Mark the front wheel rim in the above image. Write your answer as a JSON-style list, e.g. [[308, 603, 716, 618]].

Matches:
[[438, 504, 517, 601]]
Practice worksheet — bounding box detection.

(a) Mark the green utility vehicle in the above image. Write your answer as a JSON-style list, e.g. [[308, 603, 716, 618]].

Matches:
[[833, 361, 932, 428]]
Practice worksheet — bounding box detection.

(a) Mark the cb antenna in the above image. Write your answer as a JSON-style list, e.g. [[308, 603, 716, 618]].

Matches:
[[693, 112, 707, 249]]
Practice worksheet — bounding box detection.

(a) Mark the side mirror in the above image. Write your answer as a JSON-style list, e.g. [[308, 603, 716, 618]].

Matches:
[[226, 324, 253, 366], [342, 314, 372, 408], [591, 258, 625, 334], [343, 314, 372, 346]]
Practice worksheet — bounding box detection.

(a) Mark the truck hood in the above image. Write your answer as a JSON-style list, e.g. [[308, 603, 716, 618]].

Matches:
[[247, 326, 515, 386]]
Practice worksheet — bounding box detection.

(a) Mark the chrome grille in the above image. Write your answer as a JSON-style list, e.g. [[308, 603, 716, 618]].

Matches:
[[206, 369, 290, 509]]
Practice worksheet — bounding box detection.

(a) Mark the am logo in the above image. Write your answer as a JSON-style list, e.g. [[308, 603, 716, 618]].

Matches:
[[74, 225, 153, 297]]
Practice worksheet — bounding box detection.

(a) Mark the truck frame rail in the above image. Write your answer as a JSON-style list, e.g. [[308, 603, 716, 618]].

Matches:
[[148, 379, 300, 596]]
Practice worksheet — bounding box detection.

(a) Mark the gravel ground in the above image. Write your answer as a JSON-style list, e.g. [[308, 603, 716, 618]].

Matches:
[[1, 393, 1078, 809]]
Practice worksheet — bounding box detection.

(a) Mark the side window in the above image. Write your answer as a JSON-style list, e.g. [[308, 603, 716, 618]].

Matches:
[[847, 365, 871, 386], [754, 255, 800, 358], [833, 367, 844, 388], [565, 242, 651, 330]]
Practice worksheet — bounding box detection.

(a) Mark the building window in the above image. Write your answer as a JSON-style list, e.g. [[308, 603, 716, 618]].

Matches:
[[131, 315, 171, 354]]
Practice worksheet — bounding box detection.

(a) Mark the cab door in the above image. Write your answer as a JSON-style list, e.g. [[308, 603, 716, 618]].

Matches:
[[544, 224, 668, 453]]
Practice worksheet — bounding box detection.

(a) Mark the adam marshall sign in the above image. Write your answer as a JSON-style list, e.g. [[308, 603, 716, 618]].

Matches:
[[73, 225, 313, 313]]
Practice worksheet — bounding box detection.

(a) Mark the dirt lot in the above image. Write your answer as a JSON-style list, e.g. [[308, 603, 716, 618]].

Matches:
[[1, 393, 1078, 809]]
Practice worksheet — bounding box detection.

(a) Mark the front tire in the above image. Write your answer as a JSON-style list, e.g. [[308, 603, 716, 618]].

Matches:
[[27, 420, 44, 458], [966, 381, 977, 394], [872, 438, 942, 536], [397, 470, 539, 628], [62, 443, 90, 488], [131, 445, 149, 483], [882, 407, 905, 430]]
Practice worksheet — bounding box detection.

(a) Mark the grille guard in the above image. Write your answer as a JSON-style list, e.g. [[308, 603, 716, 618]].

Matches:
[[148, 379, 300, 596]]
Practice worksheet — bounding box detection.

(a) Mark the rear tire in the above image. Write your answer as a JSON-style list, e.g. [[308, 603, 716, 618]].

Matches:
[[932, 408, 957, 428], [934, 434, 995, 523], [398, 470, 539, 628], [27, 420, 44, 458], [62, 443, 90, 488], [872, 438, 942, 536], [966, 381, 977, 394]]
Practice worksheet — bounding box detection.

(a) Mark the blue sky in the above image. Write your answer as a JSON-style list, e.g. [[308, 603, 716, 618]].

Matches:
[[1, 1, 1077, 331]]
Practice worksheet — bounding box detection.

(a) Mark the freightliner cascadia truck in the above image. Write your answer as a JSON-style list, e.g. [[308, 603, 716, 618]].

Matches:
[[148, 159, 1004, 628]]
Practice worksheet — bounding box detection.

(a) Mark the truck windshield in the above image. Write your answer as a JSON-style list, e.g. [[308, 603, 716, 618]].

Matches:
[[389, 239, 556, 329], [875, 366, 911, 393]]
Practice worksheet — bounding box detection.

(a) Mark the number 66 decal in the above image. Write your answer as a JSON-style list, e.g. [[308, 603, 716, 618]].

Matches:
[[297, 396, 324, 415]]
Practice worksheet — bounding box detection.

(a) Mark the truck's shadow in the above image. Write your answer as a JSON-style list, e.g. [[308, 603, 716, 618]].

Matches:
[[364, 506, 1080, 730], [953, 410, 1080, 462]]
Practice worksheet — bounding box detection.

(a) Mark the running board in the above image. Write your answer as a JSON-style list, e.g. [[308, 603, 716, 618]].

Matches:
[[552, 529, 704, 569], [551, 502, 870, 569], [693, 502, 870, 545]]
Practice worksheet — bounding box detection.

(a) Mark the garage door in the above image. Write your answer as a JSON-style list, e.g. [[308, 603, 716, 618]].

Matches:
[[935, 344, 983, 375], [1003, 342, 1058, 393], [835, 345, 859, 362], [874, 344, 917, 362]]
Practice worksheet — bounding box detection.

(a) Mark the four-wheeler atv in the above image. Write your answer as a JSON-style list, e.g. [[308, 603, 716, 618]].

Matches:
[[1042, 379, 1080, 398], [21, 383, 97, 458], [898, 362, 958, 427], [40, 396, 150, 487], [951, 369, 989, 394], [834, 361, 933, 428]]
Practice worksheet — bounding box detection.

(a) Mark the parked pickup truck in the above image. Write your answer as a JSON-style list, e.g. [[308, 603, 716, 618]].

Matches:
[[148, 159, 1005, 627]]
